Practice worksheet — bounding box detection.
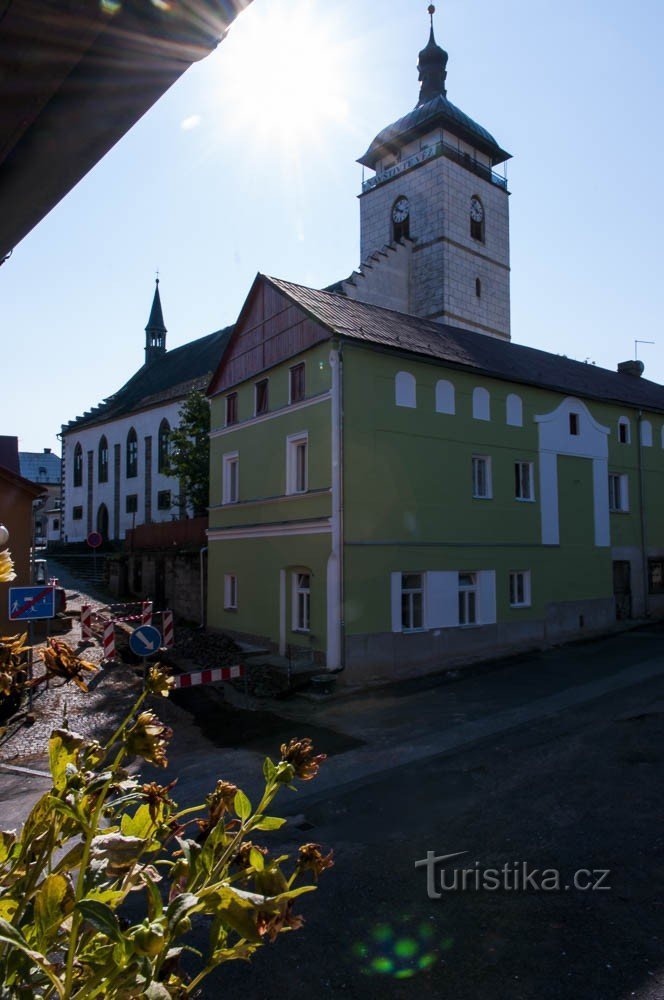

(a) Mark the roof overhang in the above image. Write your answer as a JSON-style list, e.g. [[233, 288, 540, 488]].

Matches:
[[0, 0, 252, 261]]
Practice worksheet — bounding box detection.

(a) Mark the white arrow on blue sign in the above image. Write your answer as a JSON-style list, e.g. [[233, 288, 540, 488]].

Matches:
[[129, 624, 162, 657]]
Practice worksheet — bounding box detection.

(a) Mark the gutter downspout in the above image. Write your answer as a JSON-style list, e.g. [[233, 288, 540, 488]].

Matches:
[[199, 545, 207, 627], [328, 343, 345, 672], [636, 412, 649, 618]]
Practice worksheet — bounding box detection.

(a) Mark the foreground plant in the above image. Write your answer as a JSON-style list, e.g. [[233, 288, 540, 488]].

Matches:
[[0, 663, 332, 997], [0, 633, 30, 715]]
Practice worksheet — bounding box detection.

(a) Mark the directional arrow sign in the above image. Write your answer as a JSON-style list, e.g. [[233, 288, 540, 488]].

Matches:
[[129, 624, 162, 657]]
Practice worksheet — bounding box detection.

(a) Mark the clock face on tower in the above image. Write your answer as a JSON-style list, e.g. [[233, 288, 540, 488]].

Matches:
[[470, 197, 484, 223], [392, 197, 410, 224]]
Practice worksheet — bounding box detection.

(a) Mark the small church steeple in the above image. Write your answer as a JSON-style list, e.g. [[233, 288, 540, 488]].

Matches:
[[418, 5, 448, 105], [145, 276, 167, 365]]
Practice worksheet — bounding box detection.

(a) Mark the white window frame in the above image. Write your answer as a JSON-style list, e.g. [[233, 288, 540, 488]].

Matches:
[[222, 451, 239, 504], [618, 417, 630, 445], [472, 455, 492, 499], [509, 570, 531, 608], [515, 461, 535, 501], [458, 573, 478, 626], [401, 573, 425, 632], [224, 573, 238, 610], [286, 432, 308, 495], [292, 572, 311, 632], [608, 472, 629, 512]]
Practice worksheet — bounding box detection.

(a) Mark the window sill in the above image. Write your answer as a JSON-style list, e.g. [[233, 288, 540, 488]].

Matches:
[[515, 497, 536, 503], [223, 607, 237, 613], [292, 629, 311, 635], [609, 509, 630, 515], [472, 495, 493, 501], [510, 603, 531, 610], [402, 628, 427, 634]]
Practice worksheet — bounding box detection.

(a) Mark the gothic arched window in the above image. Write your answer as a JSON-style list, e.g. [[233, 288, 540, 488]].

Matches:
[[73, 443, 83, 488], [158, 419, 171, 474], [126, 428, 138, 479], [98, 436, 109, 483]]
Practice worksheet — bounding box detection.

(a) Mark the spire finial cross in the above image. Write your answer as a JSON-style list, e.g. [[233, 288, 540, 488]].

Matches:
[[428, 4, 436, 29], [155, 268, 160, 284]]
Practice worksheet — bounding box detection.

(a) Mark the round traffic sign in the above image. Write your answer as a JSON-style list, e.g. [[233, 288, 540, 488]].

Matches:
[[129, 624, 162, 657], [87, 531, 103, 549]]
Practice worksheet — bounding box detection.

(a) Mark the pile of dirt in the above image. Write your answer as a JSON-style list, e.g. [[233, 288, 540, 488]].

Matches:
[[171, 627, 242, 667]]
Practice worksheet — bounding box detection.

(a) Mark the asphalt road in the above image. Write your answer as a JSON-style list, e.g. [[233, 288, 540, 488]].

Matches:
[[198, 666, 664, 999]]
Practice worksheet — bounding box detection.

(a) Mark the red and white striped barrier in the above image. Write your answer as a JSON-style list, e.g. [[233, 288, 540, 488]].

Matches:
[[173, 665, 244, 689], [141, 601, 153, 627], [163, 610, 174, 648], [102, 622, 116, 661], [81, 605, 93, 640]]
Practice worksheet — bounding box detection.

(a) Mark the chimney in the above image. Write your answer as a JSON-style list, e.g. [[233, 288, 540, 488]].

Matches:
[[44, 447, 51, 453], [617, 360, 644, 377]]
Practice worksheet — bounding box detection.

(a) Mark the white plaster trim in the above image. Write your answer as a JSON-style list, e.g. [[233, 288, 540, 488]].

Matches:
[[208, 520, 331, 541], [210, 391, 331, 438], [209, 488, 330, 512], [279, 569, 286, 656]]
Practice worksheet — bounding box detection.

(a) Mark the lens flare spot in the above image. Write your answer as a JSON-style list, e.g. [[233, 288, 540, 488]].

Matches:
[[371, 957, 394, 975], [372, 924, 392, 944], [441, 937, 455, 952], [395, 969, 417, 980], [418, 953, 437, 970], [394, 938, 419, 960]]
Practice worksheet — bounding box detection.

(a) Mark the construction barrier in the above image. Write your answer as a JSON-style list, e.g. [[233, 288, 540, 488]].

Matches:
[[141, 600, 153, 627], [102, 622, 116, 661], [163, 610, 174, 648], [81, 605, 93, 640], [173, 665, 243, 689]]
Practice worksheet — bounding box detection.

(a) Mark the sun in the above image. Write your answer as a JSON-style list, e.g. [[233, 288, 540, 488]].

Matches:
[[208, 0, 354, 158]]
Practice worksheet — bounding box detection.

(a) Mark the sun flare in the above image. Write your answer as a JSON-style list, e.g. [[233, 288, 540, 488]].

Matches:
[[210, 0, 354, 157]]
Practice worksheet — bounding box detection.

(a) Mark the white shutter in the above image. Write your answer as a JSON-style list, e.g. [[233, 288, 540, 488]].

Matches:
[[478, 570, 496, 625], [391, 573, 403, 633], [426, 571, 459, 628]]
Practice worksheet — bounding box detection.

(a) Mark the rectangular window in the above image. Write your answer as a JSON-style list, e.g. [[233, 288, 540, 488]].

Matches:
[[618, 421, 629, 444], [608, 473, 629, 512], [222, 452, 239, 504], [515, 461, 534, 501], [509, 570, 531, 608], [72, 506, 83, 521], [254, 379, 269, 416], [126, 494, 138, 514], [224, 573, 238, 609], [472, 456, 492, 499], [286, 433, 308, 494], [289, 363, 305, 404], [52, 519, 60, 532], [225, 393, 238, 426], [401, 573, 424, 631], [648, 560, 664, 594], [157, 490, 171, 511], [569, 413, 580, 435], [293, 572, 311, 631], [458, 572, 478, 625]]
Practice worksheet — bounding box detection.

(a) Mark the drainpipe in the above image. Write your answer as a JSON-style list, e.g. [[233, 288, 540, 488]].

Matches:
[[328, 343, 345, 672], [338, 343, 346, 672], [199, 545, 207, 627], [636, 411, 649, 618]]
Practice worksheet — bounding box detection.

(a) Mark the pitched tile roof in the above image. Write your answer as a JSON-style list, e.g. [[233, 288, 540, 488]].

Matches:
[[265, 276, 664, 414], [63, 325, 234, 434]]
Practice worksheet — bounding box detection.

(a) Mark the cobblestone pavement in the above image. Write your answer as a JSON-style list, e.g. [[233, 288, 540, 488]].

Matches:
[[0, 559, 196, 764]]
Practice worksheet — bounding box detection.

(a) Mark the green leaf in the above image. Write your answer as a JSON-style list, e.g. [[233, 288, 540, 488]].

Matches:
[[145, 877, 163, 920], [249, 847, 265, 871], [166, 892, 200, 930], [76, 899, 123, 943], [252, 815, 287, 831], [263, 757, 277, 782], [121, 804, 156, 840], [0, 830, 16, 865], [48, 731, 83, 793], [0, 919, 64, 998], [53, 841, 84, 875], [34, 874, 69, 944], [234, 790, 251, 821]]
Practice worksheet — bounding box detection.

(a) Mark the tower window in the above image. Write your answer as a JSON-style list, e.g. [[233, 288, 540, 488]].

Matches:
[[158, 419, 170, 473], [470, 196, 485, 242], [391, 196, 410, 242], [126, 428, 138, 478], [98, 436, 108, 483], [475, 278, 482, 298], [569, 413, 580, 436], [73, 443, 83, 488]]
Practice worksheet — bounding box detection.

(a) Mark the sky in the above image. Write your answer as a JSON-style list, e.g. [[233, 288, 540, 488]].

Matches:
[[2, 0, 663, 455]]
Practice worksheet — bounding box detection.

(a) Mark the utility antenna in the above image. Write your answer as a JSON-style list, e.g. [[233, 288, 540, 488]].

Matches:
[[634, 339, 655, 361]]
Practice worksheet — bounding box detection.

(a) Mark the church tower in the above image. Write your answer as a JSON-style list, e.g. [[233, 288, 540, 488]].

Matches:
[[352, 5, 512, 340], [144, 277, 167, 364]]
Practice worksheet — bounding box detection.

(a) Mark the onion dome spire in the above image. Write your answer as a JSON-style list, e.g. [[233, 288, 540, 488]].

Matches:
[[418, 4, 448, 105], [145, 275, 167, 365]]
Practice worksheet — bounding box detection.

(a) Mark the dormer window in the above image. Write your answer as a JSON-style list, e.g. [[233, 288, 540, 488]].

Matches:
[[470, 196, 485, 242], [391, 196, 410, 242]]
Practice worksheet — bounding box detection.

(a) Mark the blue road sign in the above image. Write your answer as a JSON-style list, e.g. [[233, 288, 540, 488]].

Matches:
[[9, 586, 56, 621], [129, 624, 162, 657]]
